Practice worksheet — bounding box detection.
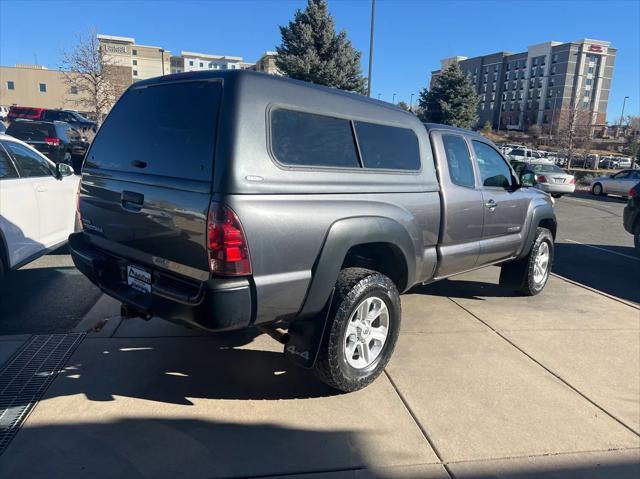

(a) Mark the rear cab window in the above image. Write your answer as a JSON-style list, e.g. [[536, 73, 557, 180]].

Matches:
[[270, 108, 420, 171], [441, 134, 475, 187], [85, 80, 222, 182]]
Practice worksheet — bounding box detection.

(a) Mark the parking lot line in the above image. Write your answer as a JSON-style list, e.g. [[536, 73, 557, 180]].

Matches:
[[564, 239, 640, 262]]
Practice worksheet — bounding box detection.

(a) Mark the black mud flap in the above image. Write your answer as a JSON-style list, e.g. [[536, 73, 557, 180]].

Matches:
[[284, 289, 334, 369]]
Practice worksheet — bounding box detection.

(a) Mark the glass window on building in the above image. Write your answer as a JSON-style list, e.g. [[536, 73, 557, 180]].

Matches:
[[132, 59, 137, 66], [493, 72, 497, 80], [70, 86, 78, 94], [506, 63, 510, 71], [588, 66, 594, 74], [133, 70, 138, 76], [132, 49, 137, 56], [552, 54, 558, 63], [490, 102, 494, 110], [586, 79, 593, 85], [492, 83, 496, 92], [533, 58, 538, 66], [7, 81, 14, 90], [484, 66, 488, 73], [189, 60, 194, 66], [483, 74, 487, 83], [38, 83, 46, 92], [199, 62, 203, 67], [549, 78, 555, 86], [582, 100, 589, 108], [494, 65, 498, 72]]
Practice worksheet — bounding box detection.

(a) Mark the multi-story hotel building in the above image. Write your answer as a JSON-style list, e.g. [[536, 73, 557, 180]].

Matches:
[[430, 39, 616, 132]]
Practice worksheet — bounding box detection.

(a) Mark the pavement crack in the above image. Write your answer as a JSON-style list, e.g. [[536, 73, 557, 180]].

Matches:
[[383, 370, 456, 478], [447, 297, 640, 439]]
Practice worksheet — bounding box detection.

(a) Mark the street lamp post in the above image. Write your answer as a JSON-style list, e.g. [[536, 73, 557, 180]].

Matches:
[[549, 90, 560, 140], [159, 48, 165, 75], [377, 93, 381, 100], [619, 95, 629, 127], [409, 93, 414, 112], [392, 93, 396, 104], [366, 0, 376, 97]]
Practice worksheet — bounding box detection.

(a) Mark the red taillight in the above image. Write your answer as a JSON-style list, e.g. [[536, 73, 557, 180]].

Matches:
[[44, 137, 60, 146], [630, 187, 638, 198], [207, 203, 251, 276], [569, 177, 576, 184], [536, 175, 548, 183]]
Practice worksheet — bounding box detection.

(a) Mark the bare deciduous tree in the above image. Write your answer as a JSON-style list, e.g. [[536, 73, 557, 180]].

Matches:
[[552, 98, 593, 169], [60, 30, 120, 125]]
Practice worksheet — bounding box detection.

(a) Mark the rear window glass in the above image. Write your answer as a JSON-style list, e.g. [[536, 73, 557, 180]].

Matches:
[[85, 81, 222, 181], [271, 109, 359, 168], [530, 164, 564, 173], [6, 122, 55, 140], [442, 134, 475, 187], [354, 122, 420, 170]]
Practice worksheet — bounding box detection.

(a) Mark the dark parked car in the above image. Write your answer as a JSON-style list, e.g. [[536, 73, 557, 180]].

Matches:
[[41, 109, 96, 132], [6, 120, 89, 169], [623, 182, 640, 253], [70, 70, 556, 392]]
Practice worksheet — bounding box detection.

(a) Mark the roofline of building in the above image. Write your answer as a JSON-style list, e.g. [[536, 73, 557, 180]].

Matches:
[[134, 44, 170, 52], [97, 34, 135, 44], [180, 51, 243, 61]]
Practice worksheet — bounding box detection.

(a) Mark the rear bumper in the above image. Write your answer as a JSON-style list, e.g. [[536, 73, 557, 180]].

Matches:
[[536, 183, 575, 194], [68, 232, 253, 331]]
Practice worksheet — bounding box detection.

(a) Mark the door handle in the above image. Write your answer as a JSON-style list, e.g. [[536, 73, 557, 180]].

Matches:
[[121, 190, 144, 212], [484, 199, 497, 210]]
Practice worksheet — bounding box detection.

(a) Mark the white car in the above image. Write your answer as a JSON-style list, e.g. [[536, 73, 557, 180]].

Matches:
[[508, 147, 553, 164], [0, 134, 79, 277], [0, 106, 8, 120]]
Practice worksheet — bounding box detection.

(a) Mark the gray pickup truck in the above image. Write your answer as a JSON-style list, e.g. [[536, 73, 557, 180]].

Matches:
[[69, 70, 556, 392]]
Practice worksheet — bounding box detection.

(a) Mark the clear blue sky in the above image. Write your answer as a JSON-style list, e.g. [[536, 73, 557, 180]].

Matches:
[[1, 0, 638, 122]]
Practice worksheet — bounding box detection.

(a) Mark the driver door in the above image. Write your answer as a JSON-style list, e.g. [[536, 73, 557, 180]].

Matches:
[[4, 141, 75, 247], [472, 140, 530, 265]]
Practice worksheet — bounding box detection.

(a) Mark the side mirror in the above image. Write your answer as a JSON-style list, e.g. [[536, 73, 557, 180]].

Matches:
[[520, 170, 537, 187], [56, 162, 74, 179]]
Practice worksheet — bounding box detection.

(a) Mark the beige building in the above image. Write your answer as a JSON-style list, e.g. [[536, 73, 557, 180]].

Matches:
[[97, 34, 170, 81], [0, 64, 91, 111], [250, 51, 280, 75]]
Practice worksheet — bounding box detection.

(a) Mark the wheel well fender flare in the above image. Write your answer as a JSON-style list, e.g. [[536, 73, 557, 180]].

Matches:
[[518, 204, 557, 259], [298, 216, 416, 319]]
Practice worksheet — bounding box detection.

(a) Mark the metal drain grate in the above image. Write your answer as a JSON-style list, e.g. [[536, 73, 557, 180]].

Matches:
[[0, 333, 84, 455]]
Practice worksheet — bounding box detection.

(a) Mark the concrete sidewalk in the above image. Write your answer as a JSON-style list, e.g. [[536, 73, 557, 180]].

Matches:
[[0, 267, 638, 478]]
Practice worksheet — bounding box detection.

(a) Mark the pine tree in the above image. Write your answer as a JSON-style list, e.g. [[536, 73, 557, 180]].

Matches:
[[418, 63, 479, 128], [276, 0, 366, 94]]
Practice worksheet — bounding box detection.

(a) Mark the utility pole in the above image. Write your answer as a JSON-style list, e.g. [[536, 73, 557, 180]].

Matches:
[[159, 49, 165, 75], [366, 0, 376, 97], [619, 95, 629, 127]]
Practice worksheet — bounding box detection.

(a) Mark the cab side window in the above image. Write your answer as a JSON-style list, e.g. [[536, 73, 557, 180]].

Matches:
[[0, 146, 19, 179], [473, 141, 513, 189], [441, 134, 475, 187], [4, 142, 55, 178]]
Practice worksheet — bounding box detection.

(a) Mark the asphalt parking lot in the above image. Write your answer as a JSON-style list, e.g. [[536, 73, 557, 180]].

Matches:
[[0, 192, 638, 478]]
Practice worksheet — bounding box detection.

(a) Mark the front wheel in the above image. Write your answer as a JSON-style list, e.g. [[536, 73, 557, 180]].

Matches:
[[314, 268, 401, 392], [592, 183, 604, 196], [499, 227, 554, 296]]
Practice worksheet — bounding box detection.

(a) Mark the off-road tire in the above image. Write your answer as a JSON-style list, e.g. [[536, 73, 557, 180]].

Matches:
[[314, 267, 401, 392], [592, 183, 604, 196], [499, 227, 554, 296]]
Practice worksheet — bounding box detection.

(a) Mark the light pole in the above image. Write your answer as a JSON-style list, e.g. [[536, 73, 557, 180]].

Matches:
[[549, 89, 560, 140], [377, 93, 381, 100], [619, 95, 629, 127], [366, 0, 376, 97], [497, 94, 504, 131], [392, 93, 396, 104], [409, 93, 414, 112], [159, 48, 165, 75]]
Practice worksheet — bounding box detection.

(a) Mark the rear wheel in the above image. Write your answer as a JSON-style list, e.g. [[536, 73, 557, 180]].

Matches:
[[551, 193, 563, 198], [592, 183, 604, 196], [314, 268, 401, 392], [500, 227, 554, 296]]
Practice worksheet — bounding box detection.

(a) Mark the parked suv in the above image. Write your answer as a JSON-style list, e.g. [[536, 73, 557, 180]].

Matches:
[[70, 70, 556, 392], [41, 109, 96, 132], [623, 182, 640, 253], [6, 120, 89, 168]]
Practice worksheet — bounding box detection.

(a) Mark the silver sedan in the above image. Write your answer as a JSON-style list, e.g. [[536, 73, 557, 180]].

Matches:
[[524, 163, 576, 198], [591, 170, 640, 198]]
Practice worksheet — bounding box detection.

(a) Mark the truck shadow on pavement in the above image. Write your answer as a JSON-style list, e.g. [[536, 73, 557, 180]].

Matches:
[[411, 277, 517, 300], [53, 337, 339, 403]]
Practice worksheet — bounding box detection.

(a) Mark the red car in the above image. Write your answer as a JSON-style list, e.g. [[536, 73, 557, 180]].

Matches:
[[6, 106, 45, 122]]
